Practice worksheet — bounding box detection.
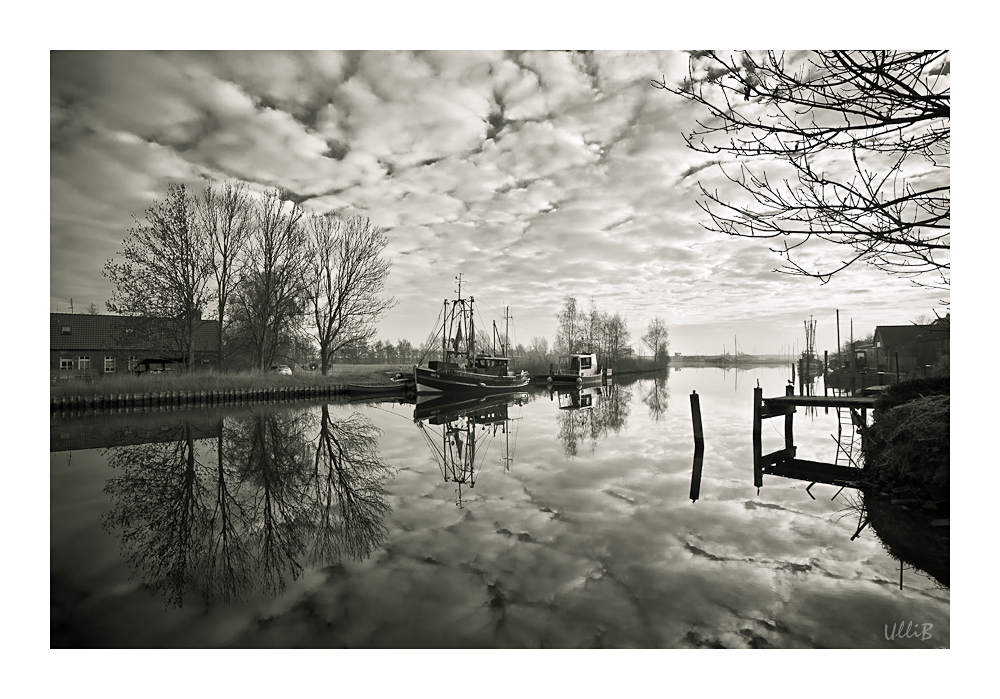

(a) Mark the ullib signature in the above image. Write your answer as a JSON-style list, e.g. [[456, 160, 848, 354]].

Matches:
[[885, 621, 933, 641]]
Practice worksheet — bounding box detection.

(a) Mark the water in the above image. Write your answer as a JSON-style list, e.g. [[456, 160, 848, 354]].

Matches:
[[50, 366, 949, 648]]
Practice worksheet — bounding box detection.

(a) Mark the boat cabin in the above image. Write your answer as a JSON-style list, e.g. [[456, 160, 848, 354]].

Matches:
[[563, 353, 600, 377], [472, 354, 512, 377]]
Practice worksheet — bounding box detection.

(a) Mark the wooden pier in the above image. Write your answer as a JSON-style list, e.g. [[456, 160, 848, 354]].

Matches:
[[753, 385, 876, 489]]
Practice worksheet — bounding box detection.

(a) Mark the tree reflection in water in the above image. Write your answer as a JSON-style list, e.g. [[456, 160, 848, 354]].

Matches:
[[642, 375, 670, 422], [555, 382, 632, 456], [101, 405, 393, 607]]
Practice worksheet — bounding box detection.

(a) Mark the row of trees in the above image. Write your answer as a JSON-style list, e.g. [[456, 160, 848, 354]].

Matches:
[[331, 295, 670, 374], [104, 183, 395, 374]]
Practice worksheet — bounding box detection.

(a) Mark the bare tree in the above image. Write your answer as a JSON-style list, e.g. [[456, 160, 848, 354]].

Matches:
[[305, 213, 396, 375], [555, 295, 581, 354], [230, 189, 308, 371], [104, 183, 213, 368], [196, 181, 253, 369], [652, 51, 949, 290], [604, 312, 630, 364], [641, 316, 670, 364]]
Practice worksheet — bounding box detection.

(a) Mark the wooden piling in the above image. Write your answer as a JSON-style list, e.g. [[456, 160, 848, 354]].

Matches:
[[753, 386, 763, 489], [690, 390, 705, 503], [823, 351, 828, 398], [784, 383, 795, 458], [690, 390, 704, 446]]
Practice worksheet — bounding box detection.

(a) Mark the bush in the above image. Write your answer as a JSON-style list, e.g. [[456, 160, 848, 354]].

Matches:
[[874, 375, 950, 411], [863, 393, 949, 502]]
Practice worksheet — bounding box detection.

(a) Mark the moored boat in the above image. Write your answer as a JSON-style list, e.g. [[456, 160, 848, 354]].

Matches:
[[534, 352, 608, 386], [413, 276, 530, 394]]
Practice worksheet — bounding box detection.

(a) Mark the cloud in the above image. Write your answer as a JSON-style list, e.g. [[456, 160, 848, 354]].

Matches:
[[50, 50, 948, 354]]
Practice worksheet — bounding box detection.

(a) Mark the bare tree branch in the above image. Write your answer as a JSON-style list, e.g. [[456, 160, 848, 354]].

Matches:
[[653, 50, 949, 290]]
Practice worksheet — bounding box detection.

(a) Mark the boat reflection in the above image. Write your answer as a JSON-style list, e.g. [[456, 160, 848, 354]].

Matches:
[[551, 382, 631, 457], [413, 392, 527, 507]]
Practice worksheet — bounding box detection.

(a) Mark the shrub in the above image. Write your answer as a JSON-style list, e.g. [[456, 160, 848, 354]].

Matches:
[[863, 393, 949, 502]]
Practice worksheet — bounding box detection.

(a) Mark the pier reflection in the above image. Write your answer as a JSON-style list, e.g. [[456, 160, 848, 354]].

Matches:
[[100, 405, 393, 607], [751, 416, 949, 590], [413, 392, 526, 507]]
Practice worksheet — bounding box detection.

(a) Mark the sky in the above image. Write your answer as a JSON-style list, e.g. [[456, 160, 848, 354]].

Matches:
[[50, 49, 949, 356]]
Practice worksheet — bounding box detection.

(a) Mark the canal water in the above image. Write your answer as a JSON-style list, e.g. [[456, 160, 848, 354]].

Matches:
[[50, 366, 949, 648]]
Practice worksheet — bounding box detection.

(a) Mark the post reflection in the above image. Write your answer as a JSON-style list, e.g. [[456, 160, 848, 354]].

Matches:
[[100, 405, 393, 607]]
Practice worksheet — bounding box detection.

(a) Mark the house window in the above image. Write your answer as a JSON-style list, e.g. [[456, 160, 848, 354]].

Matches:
[[78, 356, 90, 371], [60, 357, 73, 371], [105, 356, 116, 373], [128, 356, 139, 372], [61, 326, 71, 335]]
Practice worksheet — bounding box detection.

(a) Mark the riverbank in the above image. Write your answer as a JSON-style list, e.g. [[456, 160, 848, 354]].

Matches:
[[861, 376, 950, 508], [50, 365, 411, 412]]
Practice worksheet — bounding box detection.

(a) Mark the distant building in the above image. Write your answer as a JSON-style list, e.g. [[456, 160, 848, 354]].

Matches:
[[51, 312, 220, 378], [873, 321, 950, 375]]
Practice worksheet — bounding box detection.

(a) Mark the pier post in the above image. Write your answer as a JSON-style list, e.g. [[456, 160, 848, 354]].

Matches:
[[823, 351, 828, 399], [690, 390, 704, 446], [753, 386, 763, 489], [784, 383, 794, 461], [690, 390, 705, 502]]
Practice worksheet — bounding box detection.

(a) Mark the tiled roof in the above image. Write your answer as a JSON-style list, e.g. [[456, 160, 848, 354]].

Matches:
[[51, 313, 220, 353]]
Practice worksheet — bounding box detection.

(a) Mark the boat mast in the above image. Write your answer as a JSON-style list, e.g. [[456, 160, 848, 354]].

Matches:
[[505, 306, 510, 358], [469, 296, 475, 362], [442, 297, 448, 363]]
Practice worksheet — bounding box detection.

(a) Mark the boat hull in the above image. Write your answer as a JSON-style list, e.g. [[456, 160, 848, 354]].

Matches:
[[414, 365, 530, 394], [534, 372, 604, 386]]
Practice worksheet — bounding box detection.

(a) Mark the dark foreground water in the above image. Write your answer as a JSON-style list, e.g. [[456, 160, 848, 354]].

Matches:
[[50, 366, 949, 648]]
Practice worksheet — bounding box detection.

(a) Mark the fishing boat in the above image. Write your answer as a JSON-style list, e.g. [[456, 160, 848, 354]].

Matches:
[[413, 276, 530, 394], [535, 352, 608, 386]]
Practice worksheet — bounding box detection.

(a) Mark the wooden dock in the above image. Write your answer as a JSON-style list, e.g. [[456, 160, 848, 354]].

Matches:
[[753, 386, 874, 489]]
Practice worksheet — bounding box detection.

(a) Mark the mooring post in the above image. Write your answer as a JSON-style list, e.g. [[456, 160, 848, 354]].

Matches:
[[690, 391, 705, 503], [753, 386, 763, 489], [690, 390, 704, 446], [823, 351, 829, 399], [784, 383, 794, 461]]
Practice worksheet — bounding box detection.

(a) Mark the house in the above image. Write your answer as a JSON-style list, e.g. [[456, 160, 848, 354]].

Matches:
[[873, 321, 950, 375], [51, 312, 220, 378]]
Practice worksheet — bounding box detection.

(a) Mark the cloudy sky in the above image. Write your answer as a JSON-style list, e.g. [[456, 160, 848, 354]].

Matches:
[[50, 49, 948, 355]]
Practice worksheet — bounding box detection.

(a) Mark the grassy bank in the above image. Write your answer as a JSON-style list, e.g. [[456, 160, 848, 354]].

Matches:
[[51, 364, 413, 400], [862, 376, 950, 506]]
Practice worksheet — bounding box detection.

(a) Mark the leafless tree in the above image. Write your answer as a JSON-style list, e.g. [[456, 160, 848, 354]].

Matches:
[[641, 316, 670, 364], [196, 181, 253, 368], [104, 183, 213, 368], [652, 51, 949, 290], [230, 189, 309, 371], [305, 213, 396, 375], [555, 295, 582, 354]]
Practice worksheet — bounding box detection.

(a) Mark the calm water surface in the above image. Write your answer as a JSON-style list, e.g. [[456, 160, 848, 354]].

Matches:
[[50, 366, 949, 648]]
